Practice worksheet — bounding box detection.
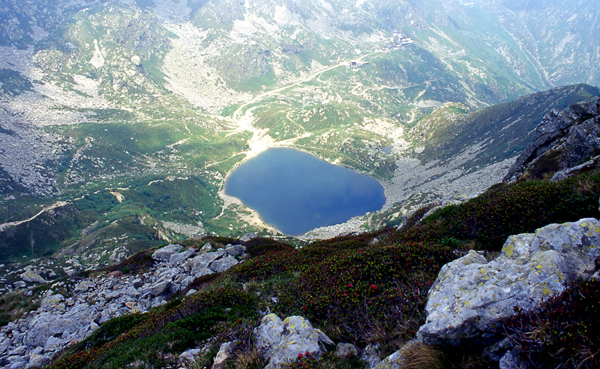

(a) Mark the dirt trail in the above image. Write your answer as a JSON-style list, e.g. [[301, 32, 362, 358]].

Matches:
[[0, 201, 70, 232]]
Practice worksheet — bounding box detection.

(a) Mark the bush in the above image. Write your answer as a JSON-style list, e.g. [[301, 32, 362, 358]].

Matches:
[[502, 279, 600, 368], [276, 241, 453, 353]]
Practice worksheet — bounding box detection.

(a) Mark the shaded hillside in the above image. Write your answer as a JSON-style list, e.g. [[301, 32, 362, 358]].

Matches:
[[505, 95, 600, 182], [410, 84, 600, 168]]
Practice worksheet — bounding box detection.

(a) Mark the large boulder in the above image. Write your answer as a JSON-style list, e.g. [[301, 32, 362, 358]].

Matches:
[[169, 247, 196, 266], [418, 218, 600, 346], [184, 250, 226, 274], [148, 276, 172, 297], [152, 244, 183, 262], [225, 244, 246, 257], [209, 256, 239, 273], [254, 314, 330, 368], [19, 270, 46, 284], [24, 304, 96, 348]]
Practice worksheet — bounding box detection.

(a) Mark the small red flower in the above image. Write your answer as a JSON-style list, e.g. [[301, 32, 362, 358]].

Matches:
[[348, 283, 353, 288], [371, 284, 378, 290], [298, 353, 304, 358]]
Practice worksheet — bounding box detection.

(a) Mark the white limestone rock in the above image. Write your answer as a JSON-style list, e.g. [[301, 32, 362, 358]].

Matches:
[[418, 218, 600, 346]]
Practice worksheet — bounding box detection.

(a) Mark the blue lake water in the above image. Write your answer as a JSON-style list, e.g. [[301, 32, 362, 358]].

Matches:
[[224, 147, 386, 235]]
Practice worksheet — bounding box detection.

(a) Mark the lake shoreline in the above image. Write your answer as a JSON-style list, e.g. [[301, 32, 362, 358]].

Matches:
[[223, 147, 386, 236]]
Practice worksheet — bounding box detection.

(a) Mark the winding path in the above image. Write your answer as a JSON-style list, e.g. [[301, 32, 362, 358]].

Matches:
[[0, 201, 70, 232], [232, 50, 383, 124]]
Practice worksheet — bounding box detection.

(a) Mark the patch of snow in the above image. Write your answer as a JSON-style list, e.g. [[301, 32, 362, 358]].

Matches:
[[90, 39, 105, 68]]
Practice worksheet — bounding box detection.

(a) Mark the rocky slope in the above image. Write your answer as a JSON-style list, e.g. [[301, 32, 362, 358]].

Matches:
[[0, 241, 249, 368], [2, 214, 599, 368], [505, 95, 600, 182], [370, 85, 600, 230]]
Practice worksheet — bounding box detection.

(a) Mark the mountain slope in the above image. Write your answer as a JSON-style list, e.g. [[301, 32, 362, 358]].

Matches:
[[0, 0, 599, 280]]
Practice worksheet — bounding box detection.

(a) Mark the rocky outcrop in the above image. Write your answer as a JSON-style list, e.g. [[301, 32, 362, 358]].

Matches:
[[417, 218, 600, 346], [504, 96, 600, 182], [0, 242, 247, 369], [254, 314, 333, 369]]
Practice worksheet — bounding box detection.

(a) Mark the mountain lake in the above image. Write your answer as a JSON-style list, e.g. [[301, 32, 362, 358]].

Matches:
[[224, 147, 386, 235]]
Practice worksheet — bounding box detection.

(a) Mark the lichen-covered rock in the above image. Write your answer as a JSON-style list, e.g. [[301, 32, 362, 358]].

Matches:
[[418, 218, 600, 346], [74, 280, 96, 293], [254, 314, 330, 368], [40, 294, 65, 311], [225, 244, 246, 257]]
